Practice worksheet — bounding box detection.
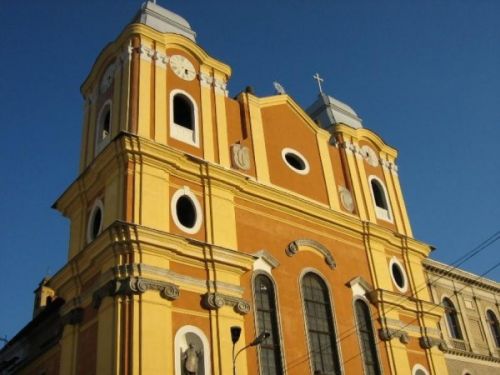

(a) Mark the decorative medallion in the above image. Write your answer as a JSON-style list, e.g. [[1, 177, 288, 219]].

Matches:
[[339, 186, 355, 213], [169, 55, 196, 81], [361, 145, 379, 167], [231, 144, 251, 170]]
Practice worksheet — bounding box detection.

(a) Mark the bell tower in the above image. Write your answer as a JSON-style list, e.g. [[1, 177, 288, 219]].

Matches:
[[51, 2, 252, 375]]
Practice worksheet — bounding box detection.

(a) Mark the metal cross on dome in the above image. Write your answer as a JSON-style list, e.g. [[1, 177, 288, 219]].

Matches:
[[313, 73, 324, 94]]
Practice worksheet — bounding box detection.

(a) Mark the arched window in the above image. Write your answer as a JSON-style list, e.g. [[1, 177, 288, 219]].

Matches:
[[254, 274, 283, 375], [443, 298, 463, 340], [95, 101, 112, 155], [302, 273, 341, 375], [369, 177, 391, 221], [486, 310, 500, 347], [355, 300, 381, 375], [170, 90, 199, 146]]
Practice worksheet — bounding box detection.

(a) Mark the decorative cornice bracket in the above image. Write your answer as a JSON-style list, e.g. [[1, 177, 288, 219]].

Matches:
[[202, 293, 250, 315], [92, 277, 180, 309], [378, 328, 410, 344]]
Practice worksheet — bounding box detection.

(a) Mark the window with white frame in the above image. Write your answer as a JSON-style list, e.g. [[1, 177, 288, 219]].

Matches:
[[95, 101, 112, 155], [171, 187, 202, 234], [170, 90, 199, 146], [389, 257, 408, 293], [369, 176, 392, 221]]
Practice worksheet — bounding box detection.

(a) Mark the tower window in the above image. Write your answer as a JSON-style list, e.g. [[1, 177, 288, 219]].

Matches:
[[176, 196, 196, 228], [87, 199, 104, 243], [355, 299, 381, 375], [171, 187, 203, 234], [486, 310, 500, 347], [443, 297, 463, 340], [254, 274, 284, 375], [173, 94, 193, 129], [95, 101, 112, 155], [369, 176, 392, 221], [302, 272, 341, 375], [170, 90, 199, 146], [389, 257, 408, 293]]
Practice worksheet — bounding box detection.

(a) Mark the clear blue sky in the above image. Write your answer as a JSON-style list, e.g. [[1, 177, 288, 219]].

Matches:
[[1, 0, 499, 340]]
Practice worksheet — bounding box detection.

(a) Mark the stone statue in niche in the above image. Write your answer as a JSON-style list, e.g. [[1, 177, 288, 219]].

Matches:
[[182, 343, 203, 375]]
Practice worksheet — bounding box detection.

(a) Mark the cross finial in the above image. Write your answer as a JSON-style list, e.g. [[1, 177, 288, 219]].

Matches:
[[313, 73, 324, 93]]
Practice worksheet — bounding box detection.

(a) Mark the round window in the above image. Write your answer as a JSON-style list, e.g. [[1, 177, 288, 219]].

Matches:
[[281, 148, 310, 175], [389, 257, 408, 293], [87, 200, 104, 243], [171, 187, 202, 234]]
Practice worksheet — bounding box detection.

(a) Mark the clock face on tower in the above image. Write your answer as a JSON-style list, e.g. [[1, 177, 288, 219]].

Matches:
[[169, 55, 196, 81]]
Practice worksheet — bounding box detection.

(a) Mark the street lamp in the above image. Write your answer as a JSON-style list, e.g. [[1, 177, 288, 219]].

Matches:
[[231, 326, 270, 375]]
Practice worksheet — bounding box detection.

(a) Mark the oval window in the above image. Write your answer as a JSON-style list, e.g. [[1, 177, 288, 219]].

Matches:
[[171, 187, 203, 234], [389, 257, 408, 293], [87, 200, 104, 243], [281, 148, 310, 175]]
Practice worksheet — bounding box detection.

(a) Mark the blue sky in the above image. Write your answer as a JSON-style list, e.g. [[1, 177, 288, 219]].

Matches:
[[1, 0, 499, 340]]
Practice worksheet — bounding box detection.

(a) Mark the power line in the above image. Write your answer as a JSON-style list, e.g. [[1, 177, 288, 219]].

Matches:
[[281, 230, 500, 373]]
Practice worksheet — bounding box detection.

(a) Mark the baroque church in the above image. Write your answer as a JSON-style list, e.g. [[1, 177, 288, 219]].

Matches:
[[1, 2, 499, 375]]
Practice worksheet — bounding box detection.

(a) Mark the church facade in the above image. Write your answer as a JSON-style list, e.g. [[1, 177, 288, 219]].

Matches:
[[3, 2, 495, 375]]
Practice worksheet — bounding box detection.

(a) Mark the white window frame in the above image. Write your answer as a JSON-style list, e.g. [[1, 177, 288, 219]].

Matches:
[[389, 257, 408, 293], [169, 89, 199, 147], [368, 175, 393, 222], [95, 100, 112, 156], [171, 187, 203, 234], [281, 147, 310, 175]]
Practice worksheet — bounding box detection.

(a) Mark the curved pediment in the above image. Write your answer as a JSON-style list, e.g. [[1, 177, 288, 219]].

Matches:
[[285, 239, 336, 270]]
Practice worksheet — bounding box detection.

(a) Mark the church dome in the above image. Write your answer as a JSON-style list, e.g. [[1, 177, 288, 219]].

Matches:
[[306, 93, 363, 130], [133, 1, 197, 41]]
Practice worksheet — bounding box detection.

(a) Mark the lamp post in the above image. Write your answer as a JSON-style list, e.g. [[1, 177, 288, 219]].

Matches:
[[231, 326, 270, 375]]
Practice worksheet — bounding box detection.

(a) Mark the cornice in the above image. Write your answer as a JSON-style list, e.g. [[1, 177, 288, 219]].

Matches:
[[424, 258, 500, 292], [368, 288, 444, 318], [443, 347, 500, 364]]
